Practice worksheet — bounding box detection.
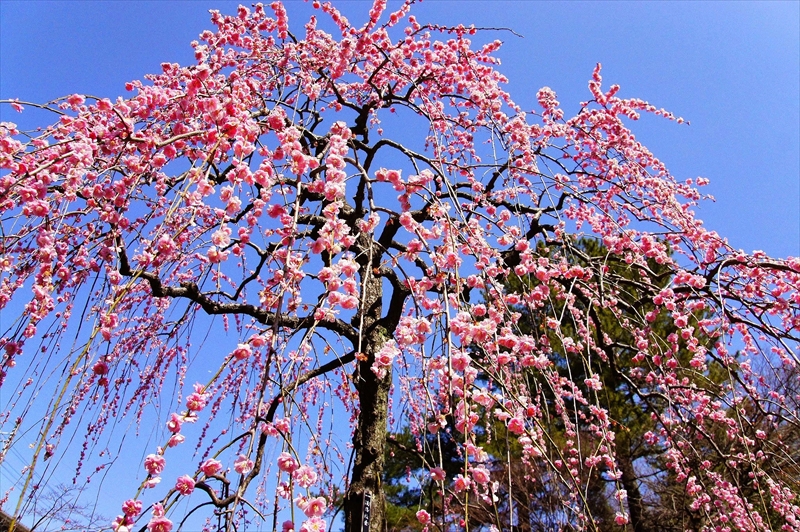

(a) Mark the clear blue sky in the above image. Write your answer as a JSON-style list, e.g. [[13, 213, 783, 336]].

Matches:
[[1, 1, 798, 258]]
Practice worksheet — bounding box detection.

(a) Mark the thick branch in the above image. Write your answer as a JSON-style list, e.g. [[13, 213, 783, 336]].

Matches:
[[116, 244, 358, 343]]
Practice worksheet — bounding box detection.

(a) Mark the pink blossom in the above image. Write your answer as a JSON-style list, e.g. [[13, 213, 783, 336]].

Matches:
[[451, 352, 470, 371], [122, 499, 142, 517], [66, 93, 85, 106], [231, 343, 252, 360], [166, 413, 182, 434], [301, 496, 327, 518], [234, 454, 254, 475], [93, 360, 109, 375], [430, 467, 446, 482], [471, 466, 491, 485], [175, 475, 195, 495], [200, 458, 223, 477], [282, 521, 295, 532], [340, 295, 359, 310], [211, 225, 231, 247], [277, 452, 299, 473], [274, 418, 291, 432], [507, 417, 525, 435], [147, 516, 173, 532], [112, 515, 132, 532], [186, 385, 209, 411], [277, 481, 292, 499], [293, 465, 318, 488], [416, 510, 431, 525], [584, 375, 602, 391], [267, 112, 285, 130], [249, 333, 267, 347], [453, 474, 470, 493], [155, 235, 177, 260], [371, 340, 399, 379], [267, 204, 286, 218], [299, 517, 326, 532], [206, 246, 228, 264], [144, 453, 166, 476]]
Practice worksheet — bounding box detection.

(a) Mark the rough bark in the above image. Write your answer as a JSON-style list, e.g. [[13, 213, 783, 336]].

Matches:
[[344, 337, 392, 532], [344, 244, 392, 532], [618, 449, 648, 532]]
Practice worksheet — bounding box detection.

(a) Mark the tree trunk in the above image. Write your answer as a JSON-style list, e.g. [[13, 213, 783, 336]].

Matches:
[[344, 259, 391, 532], [618, 450, 648, 532]]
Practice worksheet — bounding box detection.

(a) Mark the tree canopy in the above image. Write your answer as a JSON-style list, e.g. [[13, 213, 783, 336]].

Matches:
[[0, 1, 798, 531]]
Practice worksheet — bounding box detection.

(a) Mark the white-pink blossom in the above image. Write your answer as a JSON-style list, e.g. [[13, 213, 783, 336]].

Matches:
[[293, 465, 318, 488], [301, 496, 327, 518], [277, 452, 299, 473], [234, 454, 254, 475], [471, 466, 491, 485], [300, 517, 326, 532]]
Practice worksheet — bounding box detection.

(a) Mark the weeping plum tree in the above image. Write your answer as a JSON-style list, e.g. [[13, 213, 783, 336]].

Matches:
[[0, 1, 798, 531]]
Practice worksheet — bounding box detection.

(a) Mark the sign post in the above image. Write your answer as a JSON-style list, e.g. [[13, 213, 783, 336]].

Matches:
[[361, 490, 372, 532]]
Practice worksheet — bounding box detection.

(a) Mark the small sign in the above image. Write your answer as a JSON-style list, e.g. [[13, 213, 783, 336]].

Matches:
[[361, 490, 372, 532]]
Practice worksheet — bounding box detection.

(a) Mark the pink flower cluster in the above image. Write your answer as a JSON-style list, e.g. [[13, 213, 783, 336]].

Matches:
[[371, 340, 399, 379]]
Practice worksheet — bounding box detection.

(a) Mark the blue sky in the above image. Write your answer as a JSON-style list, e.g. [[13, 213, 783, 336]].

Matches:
[[1, 0, 798, 258]]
